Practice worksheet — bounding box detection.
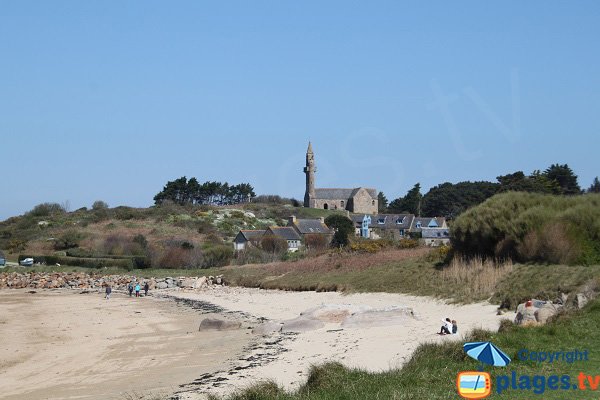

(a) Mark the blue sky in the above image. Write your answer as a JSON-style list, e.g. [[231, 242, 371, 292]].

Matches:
[[1, 1, 599, 220]]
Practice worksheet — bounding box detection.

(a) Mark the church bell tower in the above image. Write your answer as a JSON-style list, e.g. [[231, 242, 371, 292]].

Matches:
[[303, 142, 316, 207]]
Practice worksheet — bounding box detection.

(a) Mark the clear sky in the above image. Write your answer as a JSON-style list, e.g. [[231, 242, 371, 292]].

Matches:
[[1, 1, 599, 220]]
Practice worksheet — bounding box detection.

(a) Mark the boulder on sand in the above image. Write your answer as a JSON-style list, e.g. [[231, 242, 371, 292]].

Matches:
[[252, 321, 284, 335], [280, 317, 324, 333], [199, 318, 241, 331]]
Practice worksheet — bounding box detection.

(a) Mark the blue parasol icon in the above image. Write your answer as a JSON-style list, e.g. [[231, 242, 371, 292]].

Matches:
[[463, 341, 511, 367]]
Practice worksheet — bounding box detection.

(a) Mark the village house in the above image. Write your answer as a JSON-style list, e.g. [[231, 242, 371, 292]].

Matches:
[[352, 214, 448, 242], [422, 228, 451, 247], [233, 229, 266, 251], [352, 214, 415, 240]]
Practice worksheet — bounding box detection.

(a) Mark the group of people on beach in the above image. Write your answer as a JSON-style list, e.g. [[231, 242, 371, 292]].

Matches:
[[104, 281, 149, 300], [438, 317, 458, 335]]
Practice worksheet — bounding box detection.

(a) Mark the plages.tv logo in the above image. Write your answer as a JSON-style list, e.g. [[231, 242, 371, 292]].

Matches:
[[457, 342, 512, 399]]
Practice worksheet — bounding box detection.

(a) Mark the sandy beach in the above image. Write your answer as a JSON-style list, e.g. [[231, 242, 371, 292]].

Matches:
[[0, 289, 250, 400], [0, 287, 514, 399]]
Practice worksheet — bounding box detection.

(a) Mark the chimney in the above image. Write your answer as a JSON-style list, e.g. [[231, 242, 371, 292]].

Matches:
[[288, 215, 297, 225]]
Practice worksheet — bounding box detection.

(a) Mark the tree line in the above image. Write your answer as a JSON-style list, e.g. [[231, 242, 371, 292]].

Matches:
[[153, 177, 255, 206], [381, 164, 599, 218]]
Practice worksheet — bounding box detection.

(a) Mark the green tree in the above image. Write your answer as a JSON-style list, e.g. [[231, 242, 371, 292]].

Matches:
[[388, 183, 422, 215], [324, 214, 354, 248], [91, 200, 109, 210], [588, 177, 600, 193], [377, 192, 388, 213], [421, 181, 498, 218], [543, 164, 581, 195]]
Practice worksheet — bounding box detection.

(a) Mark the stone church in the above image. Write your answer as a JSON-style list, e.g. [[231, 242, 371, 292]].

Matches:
[[303, 142, 378, 214]]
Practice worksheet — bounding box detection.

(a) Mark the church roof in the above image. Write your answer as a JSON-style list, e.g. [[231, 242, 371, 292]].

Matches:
[[314, 187, 377, 200]]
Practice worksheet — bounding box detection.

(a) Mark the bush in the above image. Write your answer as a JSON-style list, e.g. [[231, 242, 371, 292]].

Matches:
[[398, 238, 419, 249], [349, 239, 392, 253], [260, 235, 288, 254], [304, 234, 329, 252], [91, 200, 109, 210], [452, 192, 600, 264], [202, 245, 233, 268], [54, 231, 83, 250], [27, 203, 65, 217]]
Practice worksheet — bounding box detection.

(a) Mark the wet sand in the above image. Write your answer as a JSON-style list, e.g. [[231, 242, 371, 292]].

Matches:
[[0, 290, 250, 400]]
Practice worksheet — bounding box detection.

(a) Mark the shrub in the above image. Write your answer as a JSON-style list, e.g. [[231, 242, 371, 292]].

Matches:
[[54, 231, 83, 250], [260, 235, 288, 254], [304, 234, 328, 252], [398, 238, 419, 249], [202, 245, 233, 268], [349, 239, 392, 253], [452, 192, 600, 264], [91, 200, 109, 210], [27, 203, 65, 217]]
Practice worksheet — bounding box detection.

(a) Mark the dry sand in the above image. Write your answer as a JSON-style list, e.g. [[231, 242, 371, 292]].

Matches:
[[0, 287, 515, 400], [0, 289, 250, 400], [170, 287, 515, 399]]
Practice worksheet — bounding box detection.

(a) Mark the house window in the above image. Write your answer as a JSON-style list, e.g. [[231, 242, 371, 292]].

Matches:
[[324, 203, 328, 210], [416, 221, 422, 228], [372, 200, 375, 206], [378, 217, 386, 224], [396, 217, 405, 224]]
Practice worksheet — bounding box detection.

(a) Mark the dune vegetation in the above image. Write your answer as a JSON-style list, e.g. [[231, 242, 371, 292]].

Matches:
[[451, 192, 600, 265]]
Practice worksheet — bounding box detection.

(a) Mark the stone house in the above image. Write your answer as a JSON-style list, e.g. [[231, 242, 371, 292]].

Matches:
[[410, 217, 448, 234], [352, 214, 415, 240], [233, 229, 266, 251], [422, 228, 450, 247]]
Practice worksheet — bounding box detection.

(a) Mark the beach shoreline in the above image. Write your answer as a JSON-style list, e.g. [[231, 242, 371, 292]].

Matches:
[[0, 286, 514, 399]]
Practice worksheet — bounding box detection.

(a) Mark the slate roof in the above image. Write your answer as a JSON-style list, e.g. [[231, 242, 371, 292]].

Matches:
[[352, 214, 415, 230], [290, 219, 334, 235], [422, 228, 450, 239], [314, 187, 377, 200], [236, 230, 266, 242], [266, 226, 302, 241], [412, 217, 447, 232]]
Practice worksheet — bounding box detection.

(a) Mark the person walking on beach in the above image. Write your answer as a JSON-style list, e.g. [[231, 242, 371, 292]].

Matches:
[[105, 285, 112, 300], [143, 282, 149, 297], [135, 283, 141, 297], [128, 282, 134, 297]]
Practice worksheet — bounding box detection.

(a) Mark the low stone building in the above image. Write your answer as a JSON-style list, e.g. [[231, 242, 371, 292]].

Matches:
[[422, 228, 450, 247], [233, 229, 266, 251], [352, 214, 415, 240]]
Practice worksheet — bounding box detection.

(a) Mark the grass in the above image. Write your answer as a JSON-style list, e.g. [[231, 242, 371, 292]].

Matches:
[[215, 299, 600, 399]]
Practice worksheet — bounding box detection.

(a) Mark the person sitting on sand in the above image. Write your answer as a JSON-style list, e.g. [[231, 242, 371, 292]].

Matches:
[[452, 320, 458, 334], [105, 285, 111, 300], [439, 318, 452, 335]]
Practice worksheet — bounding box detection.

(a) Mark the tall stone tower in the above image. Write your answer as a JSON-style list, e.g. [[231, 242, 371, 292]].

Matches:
[[303, 141, 316, 207]]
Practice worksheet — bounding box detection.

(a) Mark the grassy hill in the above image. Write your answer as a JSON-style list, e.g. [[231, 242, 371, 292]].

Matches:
[[0, 201, 341, 268]]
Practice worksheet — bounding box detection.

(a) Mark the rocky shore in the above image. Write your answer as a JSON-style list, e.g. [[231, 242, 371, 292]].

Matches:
[[0, 271, 225, 291]]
